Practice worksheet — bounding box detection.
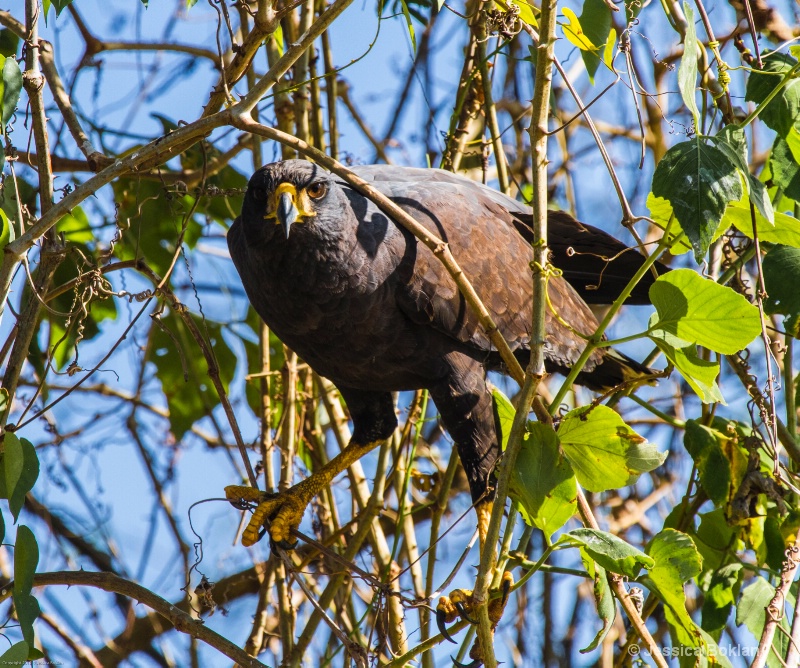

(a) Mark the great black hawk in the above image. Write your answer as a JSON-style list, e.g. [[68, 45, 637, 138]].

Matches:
[[225, 159, 661, 657]]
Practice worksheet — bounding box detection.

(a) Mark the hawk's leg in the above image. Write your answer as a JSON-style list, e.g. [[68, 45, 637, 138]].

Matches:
[[226, 389, 396, 547], [429, 354, 515, 665]]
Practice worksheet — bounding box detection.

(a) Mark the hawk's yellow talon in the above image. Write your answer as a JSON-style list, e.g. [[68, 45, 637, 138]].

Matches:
[[225, 484, 264, 503], [436, 574, 515, 665], [225, 485, 311, 547]]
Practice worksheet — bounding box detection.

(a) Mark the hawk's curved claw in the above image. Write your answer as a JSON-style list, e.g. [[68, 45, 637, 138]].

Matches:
[[451, 657, 481, 668], [500, 571, 512, 606], [455, 600, 478, 625], [436, 608, 458, 644], [274, 537, 299, 551], [436, 572, 515, 666]]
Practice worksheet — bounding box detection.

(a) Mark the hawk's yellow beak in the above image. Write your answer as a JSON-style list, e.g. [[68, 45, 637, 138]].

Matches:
[[265, 182, 316, 238]]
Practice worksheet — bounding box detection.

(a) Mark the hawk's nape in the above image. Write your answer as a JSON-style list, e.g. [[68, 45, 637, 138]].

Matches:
[[224, 159, 665, 664]]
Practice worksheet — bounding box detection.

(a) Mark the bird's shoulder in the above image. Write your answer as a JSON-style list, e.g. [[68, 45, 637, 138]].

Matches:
[[341, 170, 535, 350]]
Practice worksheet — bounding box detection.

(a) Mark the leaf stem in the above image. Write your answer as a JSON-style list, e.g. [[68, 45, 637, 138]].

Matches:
[[595, 331, 651, 347], [509, 544, 558, 592], [627, 393, 686, 428]]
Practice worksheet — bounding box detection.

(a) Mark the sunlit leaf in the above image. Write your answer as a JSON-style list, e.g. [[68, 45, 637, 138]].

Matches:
[[505, 0, 537, 27], [786, 126, 800, 164], [646, 193, 706, 255], [602, 27, 616, 70], [56, 207, 94, 244], [559, 528, 654, 578], [558, 405, 665, 492], [0, 206, 9, 248], [492, 387, 515, 451], [509, 422, 577, 539], [714, 125, 774, 224], [770, 135, 800, 202], [272, 24, 285, 57], [649, 323, 724, 404], [745, 51, 800, 139], [725, 198, 800, 247], [398, 0, 417, 52], [561, 7, 595, 51], [649, 269, 761, 354], [642, 530, 703, 645]]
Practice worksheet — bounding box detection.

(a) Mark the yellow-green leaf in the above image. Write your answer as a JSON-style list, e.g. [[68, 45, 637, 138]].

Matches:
[[642, 529, 703, 646], [559, 528, 655, 578], [558, 405, 666, 492], [725, 196, 800, 247], [561, 7, 596, 51], [602, 27, 616, 69], [510, 422, 577, 539], [649, 269, 761, 355], [650, 323, 725, 404]]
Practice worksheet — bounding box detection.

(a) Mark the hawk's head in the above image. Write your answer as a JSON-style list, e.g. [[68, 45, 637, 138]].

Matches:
[[243, 159, 335, 240]]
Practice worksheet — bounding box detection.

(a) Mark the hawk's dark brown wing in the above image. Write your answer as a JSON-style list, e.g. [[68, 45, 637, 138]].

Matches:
[[349, 165, 667, 306], [513, 210, 667, 305], [347, 171, 608, 375]]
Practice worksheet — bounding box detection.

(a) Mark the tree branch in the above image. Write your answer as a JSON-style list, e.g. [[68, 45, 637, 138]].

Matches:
[[4, 571, 269, 668]]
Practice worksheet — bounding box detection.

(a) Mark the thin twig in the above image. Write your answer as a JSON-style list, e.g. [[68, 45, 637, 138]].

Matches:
[[38, 40, 115, 171]]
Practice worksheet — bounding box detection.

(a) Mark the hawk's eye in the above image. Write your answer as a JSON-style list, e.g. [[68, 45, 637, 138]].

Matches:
[[307, 182, 327, 199]]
